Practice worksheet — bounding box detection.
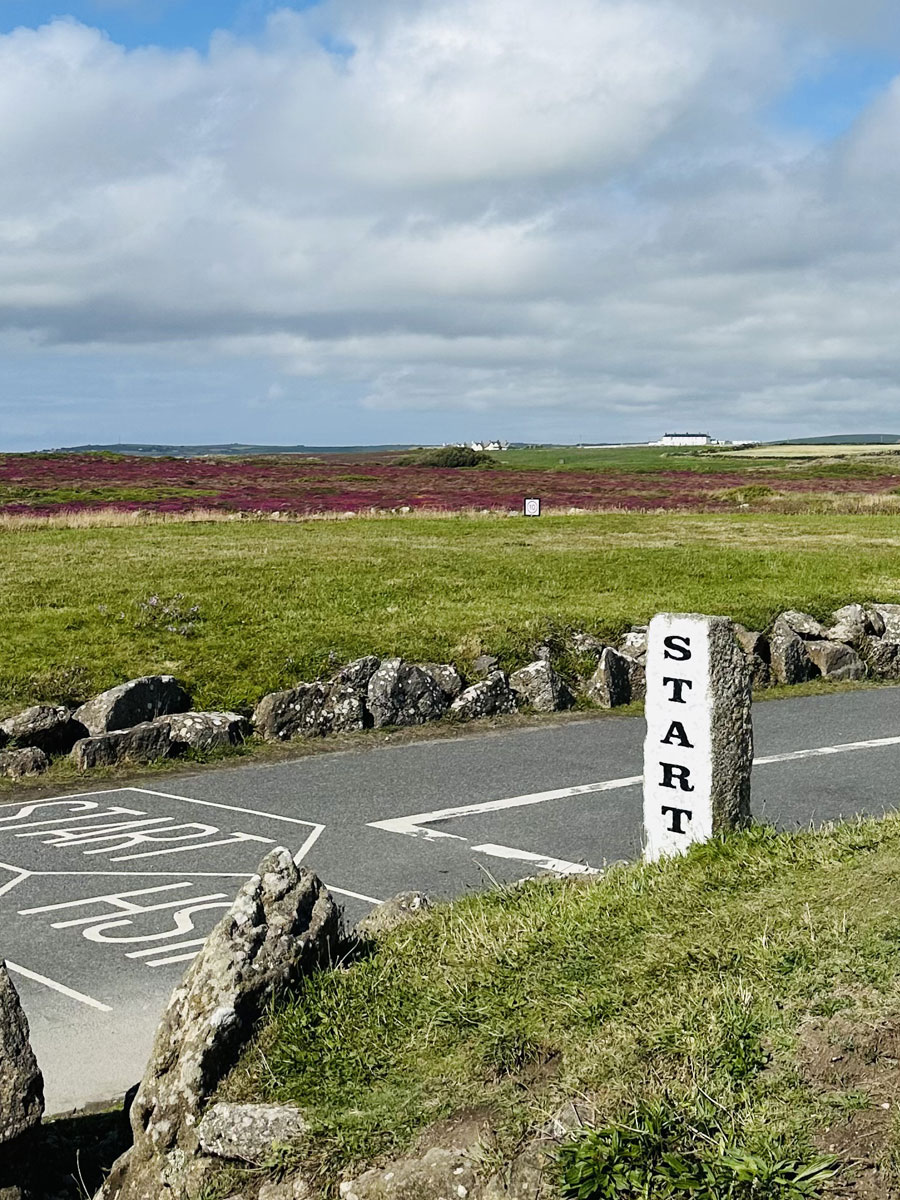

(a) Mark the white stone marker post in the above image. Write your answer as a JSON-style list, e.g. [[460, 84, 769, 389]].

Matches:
[[642, 613, 752, 861]]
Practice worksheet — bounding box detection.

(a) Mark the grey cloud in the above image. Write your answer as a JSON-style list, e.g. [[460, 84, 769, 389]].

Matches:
[[3, 0, 900, 444]]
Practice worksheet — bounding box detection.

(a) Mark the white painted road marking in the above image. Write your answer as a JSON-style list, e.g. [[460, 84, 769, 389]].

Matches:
[[367, 729, 900, 854], [471, 844, 600, 875], [368, 776, 644, 840], [755, 735, 900, 765], [6, 961, 112, 1012]]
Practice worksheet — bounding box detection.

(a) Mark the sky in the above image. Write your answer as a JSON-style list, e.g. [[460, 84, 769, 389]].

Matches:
[[2, 1, 900, 450]]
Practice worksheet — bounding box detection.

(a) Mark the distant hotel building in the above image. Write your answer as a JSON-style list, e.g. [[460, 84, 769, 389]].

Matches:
[[654, 432, 713, 446]]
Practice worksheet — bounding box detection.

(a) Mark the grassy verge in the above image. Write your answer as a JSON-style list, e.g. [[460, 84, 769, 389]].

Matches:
[[3, 512, 900, 716], [225, 816, 900, 1196]]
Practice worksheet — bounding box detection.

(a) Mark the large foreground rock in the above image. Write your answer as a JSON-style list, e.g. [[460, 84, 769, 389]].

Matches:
[[0, 964, 43, 1145], [804, 640, 866, 681], [769, 618, 816, 684], [97, 850, 341, 1200], [0, 706, 86, 755], [74, 675, 190, 736], [367, 659, 449, 728], [509, 661, 571, 712], [450, 672, 517, 720]]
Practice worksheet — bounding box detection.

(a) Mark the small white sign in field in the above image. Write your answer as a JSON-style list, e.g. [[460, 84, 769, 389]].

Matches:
[[642, 613, 753, 861], [523, 497, 541, 516]]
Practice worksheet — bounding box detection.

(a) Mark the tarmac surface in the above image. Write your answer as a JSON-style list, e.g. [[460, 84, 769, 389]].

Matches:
[[3, 686, 899, 1113]]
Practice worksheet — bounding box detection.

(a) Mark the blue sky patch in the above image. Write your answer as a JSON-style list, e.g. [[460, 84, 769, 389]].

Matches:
[[0, 0, 322, 50], [771, 47, 900, 139]]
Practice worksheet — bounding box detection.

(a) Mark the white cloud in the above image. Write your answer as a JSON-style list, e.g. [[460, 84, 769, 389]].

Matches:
[[2, 0, 900, 445]]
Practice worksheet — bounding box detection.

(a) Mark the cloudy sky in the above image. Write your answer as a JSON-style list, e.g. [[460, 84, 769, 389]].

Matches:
[[2, 0, 900, 449]]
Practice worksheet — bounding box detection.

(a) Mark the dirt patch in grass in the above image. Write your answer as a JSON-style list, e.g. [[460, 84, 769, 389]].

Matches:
[[800, 1014, 900, 1198]]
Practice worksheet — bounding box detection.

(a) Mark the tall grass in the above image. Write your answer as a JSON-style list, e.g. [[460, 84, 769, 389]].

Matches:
[[2, 512, 900, 715]]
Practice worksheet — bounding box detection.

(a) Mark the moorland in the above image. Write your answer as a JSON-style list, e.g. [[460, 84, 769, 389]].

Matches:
[[2, 444, 900, 715]]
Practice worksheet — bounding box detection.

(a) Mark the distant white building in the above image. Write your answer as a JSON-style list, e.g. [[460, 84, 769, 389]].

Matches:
[[464, 440, 509, 451], [653, 432, 713, 446]]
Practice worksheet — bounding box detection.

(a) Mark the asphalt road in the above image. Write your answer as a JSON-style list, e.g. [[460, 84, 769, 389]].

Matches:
[[3, 687, 900, 1113]]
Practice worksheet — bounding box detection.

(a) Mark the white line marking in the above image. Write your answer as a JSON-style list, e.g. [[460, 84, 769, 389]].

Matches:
[[755, 735, 900, 765], [327, 886, 383, 905], [471, 844, 600, 876], [293, 824, 324, 866], [126, 939, 207, 959], [125, 788, 321, 830], [19, 882, 193, 915], [146, 950, 203, 967], [110, 832, 274, 862], [0, 788, 138, 808], [368, 776, 642, 840], [370, 735, 900, 843], [5, 961, 112, 1012], [0, 865, 32, 899]]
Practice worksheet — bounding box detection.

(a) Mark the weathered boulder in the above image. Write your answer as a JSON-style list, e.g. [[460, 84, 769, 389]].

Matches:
[[340, 1146, 480, 1200], [779, 610, 829, 639], [472, 654, 499, 677], [620, 626, 649, 657], [509, 661, 571, 712], [0, 706, 87, 755], [338, 1137, 553, 1200], [825, 603, 880, 647], [0, 964, 43, 1145], [865, 637, 900, 679], [357, 892, 430, 938], [252, 683, 327, 741], [418, 663, 464, 701], [569, 630, 605, 656], [623, 654, 647, 701], [0, 748, 49, 779], [769, 618, 817, 684], [870, 603, 900, 641], [329, 657, 381, 692], [71, 721, 174, 770], [197, 1102, 309, 1165], [585, 647, 632, 708], [164, 711, 250, 753], [733, 626, 771, 689], [97, 850, 341, 1200], [804, 640, 867, 681], [366, 660, 449, 728], [450, 672, 517, 720], [74, 675, 190, 736]]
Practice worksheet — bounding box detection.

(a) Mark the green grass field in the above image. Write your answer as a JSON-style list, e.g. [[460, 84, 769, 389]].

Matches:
[[3, 512, 900, 716], [221, 818, 900, 1196], [492, 444, 900, 476]]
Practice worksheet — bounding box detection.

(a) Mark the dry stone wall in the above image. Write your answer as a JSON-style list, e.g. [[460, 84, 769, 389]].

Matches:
[[2, 601, 899, 781]]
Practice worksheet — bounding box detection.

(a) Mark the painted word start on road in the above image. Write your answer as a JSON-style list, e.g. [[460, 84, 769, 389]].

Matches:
[[0, 798, 274, 864], [642, 612, 752, 861]]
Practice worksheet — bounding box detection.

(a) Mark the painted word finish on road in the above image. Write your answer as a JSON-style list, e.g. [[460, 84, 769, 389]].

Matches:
[[642, 613, 753, 861]]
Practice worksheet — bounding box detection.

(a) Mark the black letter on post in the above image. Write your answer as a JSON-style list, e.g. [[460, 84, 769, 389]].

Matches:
[[661, 720, 694, 748], [663, 635, 691, 661], [662, 677, 693, 703], [660, 762, 695, 791], [661, 806, 693, 834]]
